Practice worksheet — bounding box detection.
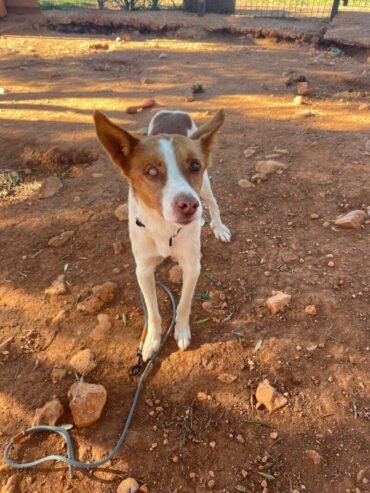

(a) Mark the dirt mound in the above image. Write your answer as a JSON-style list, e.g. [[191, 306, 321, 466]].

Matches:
[[20, 144, 99, 173]]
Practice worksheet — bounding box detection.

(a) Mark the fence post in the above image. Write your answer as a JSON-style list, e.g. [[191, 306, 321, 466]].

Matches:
[[198, 0, 206, 16], [330, 0, 340, 20]]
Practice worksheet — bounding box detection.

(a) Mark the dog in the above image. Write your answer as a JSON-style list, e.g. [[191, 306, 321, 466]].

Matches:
[[94, 109, 230, 362]]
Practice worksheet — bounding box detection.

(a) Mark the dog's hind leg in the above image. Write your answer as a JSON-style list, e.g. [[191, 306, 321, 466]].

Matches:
[[201, 171, 231, 242], [136, 259, 162, 362]]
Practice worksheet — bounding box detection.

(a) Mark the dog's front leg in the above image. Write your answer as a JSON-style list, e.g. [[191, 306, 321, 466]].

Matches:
[[136, 259, 162, 362], [174, 259, 201, 351]]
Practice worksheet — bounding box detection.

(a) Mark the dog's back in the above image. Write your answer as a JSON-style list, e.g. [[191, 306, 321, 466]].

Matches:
[[148, 110, 197, 137]]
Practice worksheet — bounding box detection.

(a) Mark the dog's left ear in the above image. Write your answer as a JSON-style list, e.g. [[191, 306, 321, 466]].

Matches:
[[191, 109, 225, 153]]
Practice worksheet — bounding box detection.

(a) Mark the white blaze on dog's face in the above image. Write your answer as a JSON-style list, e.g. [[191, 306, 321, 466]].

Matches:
[[93, 110, 225, 225]]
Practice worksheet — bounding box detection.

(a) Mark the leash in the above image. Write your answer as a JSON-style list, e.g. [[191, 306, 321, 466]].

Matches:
[[3, 282, 177, 477]]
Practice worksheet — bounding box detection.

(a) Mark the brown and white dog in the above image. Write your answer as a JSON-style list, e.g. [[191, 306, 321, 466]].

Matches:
[[94, 109, 230, 361]]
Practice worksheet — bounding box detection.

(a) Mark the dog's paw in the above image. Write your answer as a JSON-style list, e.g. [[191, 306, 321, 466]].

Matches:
[[142, 332, 161, 362], [174, 324, 191, 351], [212, 222, 231, 243]]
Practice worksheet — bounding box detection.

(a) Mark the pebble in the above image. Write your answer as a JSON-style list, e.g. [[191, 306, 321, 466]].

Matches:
[[261, 480, 268, 488], [197, 392, 209, 401], [207, 479, 215, 489], [265, 290, 291, 314], [236, 434, 245, 443], [270, 431, 278, 439], [169, 264, 182, 284], [238, 178, 255, 189], [68, 382, 107, 428], [209, 441, 216, 448], [0, 87, 7, 95], [189, 472, 196, 479], [305, 449, 322, 465], [298, 110, 315, 117], [32, 398, 64, 426], [113, 241, 124, 255], [255, 160, 287, 175], [77, 282, 117, 314], [139, 485, 149, 493], [117, 478, 139, 493], [45, 274, 67, 296], [243, 148, 257, 158], [334, 210, 366, 228], [217, 373, 237, 384], [293, 95, 304, 105], [90, 313, 112, 341], [305, 305, 316, 316], [70, 349, 97, 376], [48, 230, 74, 247], [114, 203, 129, 221], [251, 172, 268, 183], [328, 260, 335, 268], [36, 176, 63, 199], [322, 221, 330, 228], [297, 81, 310, 96], [159, 52, 168, 59], [310, 213, 319, 219], [172, 455, 179, 463], [51, 366, 67, 383], [256, 379, 288, 412], [141, 77, 152, 85]]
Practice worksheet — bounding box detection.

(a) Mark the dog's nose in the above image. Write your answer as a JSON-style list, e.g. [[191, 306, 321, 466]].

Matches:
[[174, 194, 199, 216]]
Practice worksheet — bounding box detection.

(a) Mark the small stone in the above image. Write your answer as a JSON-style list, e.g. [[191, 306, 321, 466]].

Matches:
[[217, 373, 237, 384], [172, 455, 179, 463], [297, 81, 310, 96], [141, 77, 151, 85], [299, 110, 315, 117], [68, 382, 107, 428], [323, 221, 330, 228], [70, 349, 97, 376], [328, 260, 335, 268], [305, 305, 316, 316], [189, 472, 196, 479], [92, 172, 103, 178], [45, 274, 67, 296], [236, 434, 245, 443], [328, 375, 334, 382], [114, 203, 129, 221], [36, 176, 63, 199], [251, 173, 268, 183], [238, 178, 255, 189], [209, 441, 216, 448], [0, 87, 7, 95], [334, 210, 366, 229], [293, 95, 303, 105], [117, 478, 139, 493], [24, 168, 32, 175], [33, 398, 64, 426], [310, 213, 319, 220], [261, 480, 268, 488], [305, 449, 322, 465], [169, 264, 182, 284], [48, 230, 74, 247], [113, 241, 124, 255], [207, 480, 215, 489], [255, 160, 287, 175], [77, 282, 117, 313], [270, 431, 278, 439], [265, 291, 291, 314], [139, 485, 149, 493], [184, 89, 194, 102], [241, 469, 249, 478], [197, 392, 209, 401], [90, 313, 112, 341], [51, 366, 67, 383], [112, 267, 120, 274], [243, 148, 257, 158], [159, 52, 168, 59], [256, 379, 288, 412]]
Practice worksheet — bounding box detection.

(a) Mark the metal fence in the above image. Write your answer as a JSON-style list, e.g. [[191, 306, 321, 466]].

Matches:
[[39, 0, 370, 20]]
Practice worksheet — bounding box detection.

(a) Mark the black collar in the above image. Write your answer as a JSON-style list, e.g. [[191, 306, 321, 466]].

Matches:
[[136, 218, 181, 247]]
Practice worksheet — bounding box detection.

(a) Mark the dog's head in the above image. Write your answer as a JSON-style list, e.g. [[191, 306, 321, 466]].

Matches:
[[93, 110, 225, 226]]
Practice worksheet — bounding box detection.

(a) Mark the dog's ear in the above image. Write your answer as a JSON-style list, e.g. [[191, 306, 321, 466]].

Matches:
[[191, 109, 225, 153], [93, 111, 140, 173]]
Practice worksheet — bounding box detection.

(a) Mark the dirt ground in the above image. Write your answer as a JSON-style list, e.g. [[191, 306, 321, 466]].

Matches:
[[0, 13, 370, 493]]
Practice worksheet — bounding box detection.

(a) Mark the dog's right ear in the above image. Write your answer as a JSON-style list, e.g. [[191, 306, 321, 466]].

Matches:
[[93, 111, 140, 174]]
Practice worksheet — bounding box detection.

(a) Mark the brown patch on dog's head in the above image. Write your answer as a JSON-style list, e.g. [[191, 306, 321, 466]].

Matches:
[[150, 111, 193, 136]]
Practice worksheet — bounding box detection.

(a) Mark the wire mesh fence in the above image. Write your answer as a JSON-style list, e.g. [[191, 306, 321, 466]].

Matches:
[[39, 0, 370, 20]]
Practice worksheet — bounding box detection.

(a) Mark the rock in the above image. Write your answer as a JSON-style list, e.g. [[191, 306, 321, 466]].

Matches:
[[37, 177, 63, 199], [306, 449, 322, 465], [139, 485, 149, 493], [305, 305, 317, 316], [236, 434, 245, 443], [0, 87, 7, 95], [299, 110, 315, 117], [251, 173, 268, 183], [217, 373, 237, 384], [70, 349, 97, 376], [77, 282, 117, 313], [310, 213, 319, 219], [255, 160, 287, 175], [209, 441, 216, 448], [0, 476, 17, 493], [141, 77, 152, 85], [334, 210, 366, 229], [51, 366, 67, 383], [293, 95, 303, 105], [265, 291, 291, 314], [114, 203, 129, 221], [90, 313, 112, 341], [169, 264, 182, 284], [184, 89, 195, 102], [117, 478, 139, 493], [243, 148, 257, 158], [256, 379, 287, 412], [328, 260, 335, 268], [68, 382, 107, 428], [297, 81, 310, 96], [238, 179, 255, 189], [159, 52, 168, 59], [113, 241, 124, 255], [32, 398, 64, 426], [197, 392, 209, 401], [45, 274, 67, 296], [270, 431, 278, 439], [48, 230, 74, 247]]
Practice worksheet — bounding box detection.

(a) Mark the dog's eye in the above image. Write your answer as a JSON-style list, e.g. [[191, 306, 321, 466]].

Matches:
[[146, 165, 160, 178], [190, 160, 201, 173]]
